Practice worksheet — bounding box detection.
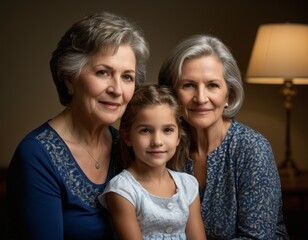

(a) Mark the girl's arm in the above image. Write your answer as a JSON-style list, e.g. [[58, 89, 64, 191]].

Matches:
[[106, 192, 143, 240], [186, 195, 207, 240]]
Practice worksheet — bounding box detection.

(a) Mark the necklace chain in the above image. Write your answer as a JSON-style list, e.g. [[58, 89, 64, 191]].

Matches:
[[78, 144, 101, 169], [69, 129, 101, 170]]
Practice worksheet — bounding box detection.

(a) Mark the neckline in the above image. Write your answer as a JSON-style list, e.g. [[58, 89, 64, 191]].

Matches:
[[123, 169, 179, 200], [44, 122, 115, 186]]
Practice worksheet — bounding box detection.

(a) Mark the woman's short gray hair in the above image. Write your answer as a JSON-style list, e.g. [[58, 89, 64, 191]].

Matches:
[[159, 34, 244, 119], [50, 11, 150, 106]]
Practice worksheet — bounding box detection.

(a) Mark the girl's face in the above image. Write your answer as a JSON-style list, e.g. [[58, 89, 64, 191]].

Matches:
[[124, 104, 180, 169], [67, 45, 136, 126], [176, 55, 229, 130]]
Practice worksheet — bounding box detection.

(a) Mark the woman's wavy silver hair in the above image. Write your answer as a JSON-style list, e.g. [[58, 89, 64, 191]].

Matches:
[[50, 12, 150, 106], [159, 34, 244, 119]]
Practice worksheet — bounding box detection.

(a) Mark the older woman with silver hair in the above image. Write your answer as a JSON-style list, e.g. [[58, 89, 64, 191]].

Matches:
[[7, 11, 149, 239], [159, 34, 289, 239]]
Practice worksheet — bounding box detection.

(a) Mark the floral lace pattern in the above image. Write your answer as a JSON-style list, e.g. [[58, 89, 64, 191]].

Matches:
[[36, 128, 115, 208]]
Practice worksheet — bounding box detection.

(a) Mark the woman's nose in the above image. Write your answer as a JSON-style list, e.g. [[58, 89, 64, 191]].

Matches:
[[193, 88, 208, 103], [106, 77, 123, 96]]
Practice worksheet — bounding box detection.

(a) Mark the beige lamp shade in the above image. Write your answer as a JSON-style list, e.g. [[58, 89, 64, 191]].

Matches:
[[246, 23, 308, 84]]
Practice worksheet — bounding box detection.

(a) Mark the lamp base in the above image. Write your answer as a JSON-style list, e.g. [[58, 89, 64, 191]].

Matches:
[[279, 158, 300, 177], [278, 80, 300, 178]]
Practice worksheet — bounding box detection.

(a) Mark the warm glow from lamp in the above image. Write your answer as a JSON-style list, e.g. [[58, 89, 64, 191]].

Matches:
[[246, 23, 308, 84], [246, 23, 308, 177]]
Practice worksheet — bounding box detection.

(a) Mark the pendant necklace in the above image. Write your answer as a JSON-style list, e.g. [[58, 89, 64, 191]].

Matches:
[[79, 144, 101, 169], [69, 129, 102, 170]]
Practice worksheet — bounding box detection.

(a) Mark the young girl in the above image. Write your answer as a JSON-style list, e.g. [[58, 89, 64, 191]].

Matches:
[[99, 84, 206, 239]]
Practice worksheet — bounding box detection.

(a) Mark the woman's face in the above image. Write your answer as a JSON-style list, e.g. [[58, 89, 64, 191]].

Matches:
[[68, 45, 136, 126], [176, 55, 228, 129]]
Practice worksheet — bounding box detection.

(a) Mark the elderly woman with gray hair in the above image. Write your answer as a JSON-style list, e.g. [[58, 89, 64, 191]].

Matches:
[[7, 11, 149, 239], [159, 34, 289, 239]]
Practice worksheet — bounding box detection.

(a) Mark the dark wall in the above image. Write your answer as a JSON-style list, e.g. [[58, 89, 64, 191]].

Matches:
[[1, 0, 308, 170]]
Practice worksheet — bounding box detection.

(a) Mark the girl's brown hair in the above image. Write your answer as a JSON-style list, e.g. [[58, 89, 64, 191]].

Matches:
[[119, 84, 189, 171]]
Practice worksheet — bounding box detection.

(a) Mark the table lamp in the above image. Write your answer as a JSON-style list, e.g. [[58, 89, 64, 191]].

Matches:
[[246, 23, 308, 177]]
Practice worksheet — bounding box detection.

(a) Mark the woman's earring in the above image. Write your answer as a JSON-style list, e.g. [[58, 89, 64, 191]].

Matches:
[[68, 89, 73, 96], [224, 102, 229, 109]]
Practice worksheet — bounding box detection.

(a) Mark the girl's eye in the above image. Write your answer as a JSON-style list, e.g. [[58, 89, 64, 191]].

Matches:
[[139, 128, 151, 134], [164, 127, 175, 134]]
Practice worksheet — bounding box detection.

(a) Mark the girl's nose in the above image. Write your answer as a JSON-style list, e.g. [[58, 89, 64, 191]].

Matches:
[[150, 133, 163, 147]]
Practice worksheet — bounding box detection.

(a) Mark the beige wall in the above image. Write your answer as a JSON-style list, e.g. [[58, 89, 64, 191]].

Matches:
[[1, 0, 307, 170]]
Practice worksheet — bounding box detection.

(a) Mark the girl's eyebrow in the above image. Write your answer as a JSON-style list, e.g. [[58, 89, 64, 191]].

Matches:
[[136, 123, 178, 128], [163, 123, 178, 128]]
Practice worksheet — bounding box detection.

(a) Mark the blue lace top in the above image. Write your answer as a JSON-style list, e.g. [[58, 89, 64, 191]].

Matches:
[[184, 120, 289, 240], [7, 122, 120, 240]]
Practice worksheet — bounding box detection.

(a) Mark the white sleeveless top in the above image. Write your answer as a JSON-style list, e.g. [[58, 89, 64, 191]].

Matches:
[[99, 169, 199, 240]]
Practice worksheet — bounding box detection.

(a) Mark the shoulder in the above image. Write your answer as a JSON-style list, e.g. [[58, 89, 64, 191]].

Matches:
[[18, 121, 50, 140], [7, 122, 63, 195], [170, 170, 198, 186], [168, 170, 199, 204], [9, 122, 69, 185], [99, 170, 138, 208], [229, 121, 277, 175], [107, 170, 133, 187], [12, 122, 55, 162], [17, 122, 62, 148], [232, 121, 266, 139], [229, 121, 272, 149]]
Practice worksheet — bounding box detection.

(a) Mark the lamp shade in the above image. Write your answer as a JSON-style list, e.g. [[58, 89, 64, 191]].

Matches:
[[246, 23, 308, 84]]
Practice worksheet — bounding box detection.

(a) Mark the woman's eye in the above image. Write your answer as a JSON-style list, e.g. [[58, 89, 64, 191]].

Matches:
[[182, 82, 195, 89], [122, 74, 135, 82], [97, 70, 109, 76], [208, 82, 219, 88]]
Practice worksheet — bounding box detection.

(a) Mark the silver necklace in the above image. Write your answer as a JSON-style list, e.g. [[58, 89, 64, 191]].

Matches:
[[69, 129, 101, 170]]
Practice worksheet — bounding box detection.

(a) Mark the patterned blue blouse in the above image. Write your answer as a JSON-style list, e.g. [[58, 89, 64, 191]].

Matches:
[[7, 122, 120, 240], [184, 120, 289, 240]]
